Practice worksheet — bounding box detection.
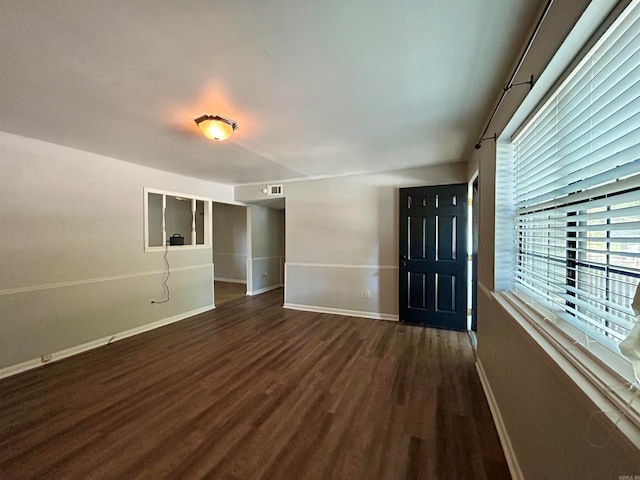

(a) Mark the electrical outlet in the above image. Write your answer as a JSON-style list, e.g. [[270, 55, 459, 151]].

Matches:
[[364, 290, 371, 299], [41, 354, 52, 363]]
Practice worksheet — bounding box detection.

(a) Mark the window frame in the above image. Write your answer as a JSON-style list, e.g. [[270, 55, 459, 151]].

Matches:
[[143, 187, 212, 253], [492, 0, 640, 441], [502, 0, 640, 378]]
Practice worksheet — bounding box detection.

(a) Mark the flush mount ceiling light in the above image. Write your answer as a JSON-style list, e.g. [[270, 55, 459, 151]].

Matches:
[[194, 114, 237, 141]]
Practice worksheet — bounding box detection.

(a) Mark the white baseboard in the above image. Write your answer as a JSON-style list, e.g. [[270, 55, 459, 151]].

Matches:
[[283, 303, 399, 322], [215, 278, 247, 284], [0, 304, 215, 380], [475, 359, 523, 480], [247, 284, 283, 296]]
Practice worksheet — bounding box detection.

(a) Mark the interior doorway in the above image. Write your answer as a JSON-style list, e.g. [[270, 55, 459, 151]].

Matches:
[[245, 200, 285, 299], [212, 202, 248, 306], [471, 176, 479, 333]]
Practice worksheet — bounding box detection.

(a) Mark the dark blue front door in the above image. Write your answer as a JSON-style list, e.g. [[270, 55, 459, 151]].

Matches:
[[399, 184, 468, 330]]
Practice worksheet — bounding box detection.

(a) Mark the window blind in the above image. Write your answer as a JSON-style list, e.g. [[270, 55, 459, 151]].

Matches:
[[512, 0, 640, 353]]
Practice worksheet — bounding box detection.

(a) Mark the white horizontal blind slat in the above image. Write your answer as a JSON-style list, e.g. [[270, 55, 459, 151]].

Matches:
[[517, 59, 640, 186], [518, 173, 640, 214], [512, 0, 640, 356], [516, 85, 640, 203], [516, 204, 640, 224]]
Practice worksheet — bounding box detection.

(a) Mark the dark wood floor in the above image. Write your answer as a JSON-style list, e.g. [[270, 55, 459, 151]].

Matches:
[[0, 289, 510, 480], [214, 280, 247, 305]]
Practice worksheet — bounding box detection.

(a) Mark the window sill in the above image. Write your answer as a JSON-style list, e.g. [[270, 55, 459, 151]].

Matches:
[[492, 290, 640, 451], [144, 245, 210, 253]]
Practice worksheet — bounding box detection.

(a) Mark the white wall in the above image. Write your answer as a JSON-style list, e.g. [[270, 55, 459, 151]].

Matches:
[[213, 202, 247, 283], [246, 205, 284, 295], [241, 163, 467, 318], [472, 0, 640, 477], [0, 131, 234, 371]]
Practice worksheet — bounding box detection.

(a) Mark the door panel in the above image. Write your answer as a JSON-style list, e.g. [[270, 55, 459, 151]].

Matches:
[[399, 184, 468, 330], [436, 273, 456, 313], [409, 273, 428, 310], [436, 215, 457, 261], [409, 217, 427, 259]]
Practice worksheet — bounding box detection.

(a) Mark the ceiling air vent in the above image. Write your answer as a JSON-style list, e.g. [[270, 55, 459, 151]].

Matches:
[[266, 184, 283, 196]]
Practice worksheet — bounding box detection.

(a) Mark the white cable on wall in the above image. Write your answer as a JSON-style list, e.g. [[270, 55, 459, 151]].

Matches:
[[151, 208, 171, 304]]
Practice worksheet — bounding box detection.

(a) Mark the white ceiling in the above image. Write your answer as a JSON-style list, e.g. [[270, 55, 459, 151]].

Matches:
[[0, 1, 543, 186]]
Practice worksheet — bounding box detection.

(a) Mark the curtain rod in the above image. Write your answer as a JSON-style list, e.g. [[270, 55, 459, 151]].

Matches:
[[475, 0, 554, 149]]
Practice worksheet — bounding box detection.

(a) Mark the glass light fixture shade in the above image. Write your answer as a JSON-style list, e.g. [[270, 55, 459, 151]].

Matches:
[[194, 115, 237, 141]]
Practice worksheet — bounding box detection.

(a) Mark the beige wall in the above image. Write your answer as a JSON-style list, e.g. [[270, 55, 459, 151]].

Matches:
[[0, 131, 233, 370], [213, 202, 247, 282], [271, 163, 468, 318], [472, 0, 640, 477]]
